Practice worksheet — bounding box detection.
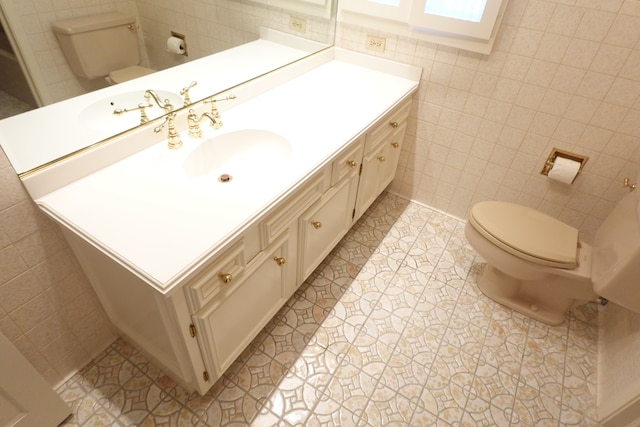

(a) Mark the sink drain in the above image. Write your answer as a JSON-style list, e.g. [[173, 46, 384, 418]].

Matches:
[[218, 173, 232, 183]]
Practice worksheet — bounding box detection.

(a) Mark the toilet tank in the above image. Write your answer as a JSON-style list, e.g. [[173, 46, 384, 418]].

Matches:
[[52, 12, 141, 80], [591, 175, 640, 313]]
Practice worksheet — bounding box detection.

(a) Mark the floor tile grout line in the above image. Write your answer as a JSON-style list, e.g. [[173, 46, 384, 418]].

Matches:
[[282, 200, 434, 426], [55, 192, 599, 426]]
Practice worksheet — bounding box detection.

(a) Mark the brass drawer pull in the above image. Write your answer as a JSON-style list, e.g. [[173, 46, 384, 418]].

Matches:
[[311, 221, 322, 229], [346, 159, 357, 168], [390, 121, 399, 128], [378, 156, 386, 163], [273, 257, 286, 266], [391, 142, 399, 149], [219, 273, 233, 283]]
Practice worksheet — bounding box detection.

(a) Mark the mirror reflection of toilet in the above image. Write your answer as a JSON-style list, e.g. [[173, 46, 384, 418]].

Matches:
[[52, 12, 155, 85], [465, 173, 640, 325]]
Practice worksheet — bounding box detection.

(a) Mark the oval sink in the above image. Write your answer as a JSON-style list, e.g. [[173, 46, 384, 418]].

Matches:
[[184, 129, 292, 179], [80, 90, 182, 132]]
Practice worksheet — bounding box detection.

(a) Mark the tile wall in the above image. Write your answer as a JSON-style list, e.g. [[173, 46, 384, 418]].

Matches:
[[0, 148, 115, 388], [338, 0, 640, 243], [334, 0, 640, 418], [135, 0, 335, 72]]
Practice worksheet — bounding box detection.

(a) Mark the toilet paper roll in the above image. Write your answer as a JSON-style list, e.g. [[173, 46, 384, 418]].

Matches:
[[548, 156, 581, 184], [166, 36, 185, 54]]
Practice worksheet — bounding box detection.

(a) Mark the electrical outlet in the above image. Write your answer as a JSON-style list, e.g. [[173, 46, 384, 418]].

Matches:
[[290, 16, 306, 33], [365, 35, 385, 53]]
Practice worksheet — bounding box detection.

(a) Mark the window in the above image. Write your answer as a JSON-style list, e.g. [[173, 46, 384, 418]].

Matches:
[[340, 0, 509, 54], [423, 0, 487, 22]]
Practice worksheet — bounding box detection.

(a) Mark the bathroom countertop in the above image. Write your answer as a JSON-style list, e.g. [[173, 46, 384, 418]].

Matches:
[[35, 48, 421, 293]]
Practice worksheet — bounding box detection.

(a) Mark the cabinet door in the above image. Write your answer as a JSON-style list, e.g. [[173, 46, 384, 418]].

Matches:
[[354, 144, 385, 221], [355, 106, 410, 220], [378, 121, 407, 191], [299, 175, 358, 282], [192, 234, 290, 378]]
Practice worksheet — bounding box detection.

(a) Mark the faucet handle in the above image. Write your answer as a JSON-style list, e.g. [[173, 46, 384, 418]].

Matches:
[[204, 95, 236, 116], [113, 103, 153, 124], [180, 81, 197, 106]]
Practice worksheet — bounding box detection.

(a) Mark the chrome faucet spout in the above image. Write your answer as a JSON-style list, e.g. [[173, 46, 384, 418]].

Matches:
[[144, 90, 174, 112]]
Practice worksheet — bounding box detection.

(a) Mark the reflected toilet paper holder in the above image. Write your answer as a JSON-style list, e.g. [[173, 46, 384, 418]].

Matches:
[[169, 31, 188, 56], [540, 148, 588, 183]]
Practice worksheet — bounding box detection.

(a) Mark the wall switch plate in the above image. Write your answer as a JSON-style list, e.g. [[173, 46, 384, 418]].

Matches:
[[290, 16, 306, 33], [366, 35, 386, 53]]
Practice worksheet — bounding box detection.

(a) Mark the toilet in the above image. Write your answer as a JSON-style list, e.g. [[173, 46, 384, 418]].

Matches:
[[464, 175, 640, 325], [52, 12, 155, 84]]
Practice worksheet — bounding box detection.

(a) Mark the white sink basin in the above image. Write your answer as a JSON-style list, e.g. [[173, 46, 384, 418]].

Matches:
[[79, 90, 182, 132], [183, 129, 292, 179]]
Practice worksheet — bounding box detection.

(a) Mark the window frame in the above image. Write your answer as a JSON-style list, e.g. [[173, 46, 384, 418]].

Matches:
[[339, 0, 509, 54], [409, 0, 504, 41]]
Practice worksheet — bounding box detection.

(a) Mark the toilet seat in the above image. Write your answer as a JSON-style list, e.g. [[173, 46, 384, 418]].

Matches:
[[469, 201, 578, 269], [106, 65, 155, 84]]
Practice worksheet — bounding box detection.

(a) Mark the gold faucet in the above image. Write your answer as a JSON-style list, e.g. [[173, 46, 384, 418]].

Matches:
[[154, 112, 182, 149], [113, 103, 153, 124], [203, 95, 236, 130], [187, 109, 221, 138], [180, 81, 197, 106], [144, 90, 174, 112]]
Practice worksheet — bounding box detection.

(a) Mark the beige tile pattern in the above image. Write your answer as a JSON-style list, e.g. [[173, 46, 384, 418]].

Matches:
[[57, 193, 599, 426], [0, 144, 116, 388], [336, 0, 640, 245]]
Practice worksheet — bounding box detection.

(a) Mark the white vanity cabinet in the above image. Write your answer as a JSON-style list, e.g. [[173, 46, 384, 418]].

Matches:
[[355, 100, 411, 220], [29, 49, 420, 395]]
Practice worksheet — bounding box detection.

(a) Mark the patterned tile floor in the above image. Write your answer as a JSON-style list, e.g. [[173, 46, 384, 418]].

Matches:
[[56, 193, 599, 426]]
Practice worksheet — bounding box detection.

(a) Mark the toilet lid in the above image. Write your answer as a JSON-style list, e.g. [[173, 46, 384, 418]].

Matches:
[[109, 66, 155, 83], [469, 201, 578, 268]]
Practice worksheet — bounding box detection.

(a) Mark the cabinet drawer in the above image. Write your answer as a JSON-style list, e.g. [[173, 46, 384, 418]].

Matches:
[[185, 240, 245, 311], [365, 99, 411, 153], [331, 137, 364, 186], [260, 165, 329, 246]]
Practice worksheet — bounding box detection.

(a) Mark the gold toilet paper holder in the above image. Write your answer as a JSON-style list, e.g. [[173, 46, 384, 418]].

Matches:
[[540, 148, 589, 182]]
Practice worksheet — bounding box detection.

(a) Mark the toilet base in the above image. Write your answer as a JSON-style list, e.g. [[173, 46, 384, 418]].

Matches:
[[476, 264, 595, 325]]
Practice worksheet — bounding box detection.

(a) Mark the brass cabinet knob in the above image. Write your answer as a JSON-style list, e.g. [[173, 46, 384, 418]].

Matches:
[[346, 159, 357, 168], [390, 121, 399, 128], [378, 156, 386, 163], [391, 142, 399, 149], [624, 177, 637, 192], [219, 273, 233, 283], [311, 221, 322, 229], [273, 257, 286, 266]]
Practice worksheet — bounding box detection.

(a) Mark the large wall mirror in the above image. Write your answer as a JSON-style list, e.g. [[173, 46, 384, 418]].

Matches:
[[0, 0, 336, 174]]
